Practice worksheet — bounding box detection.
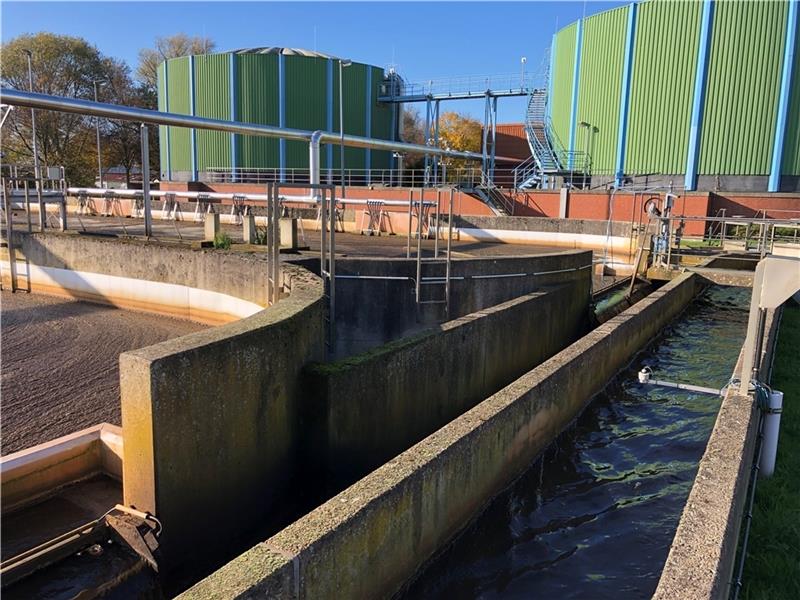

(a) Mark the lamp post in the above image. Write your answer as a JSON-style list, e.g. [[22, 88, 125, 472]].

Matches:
[[92, 79, 104, 188], [23, 50, 40, 183], [579, 121, 592, 184], [520, 56, 527, 87], [339, 58, 352, 199]]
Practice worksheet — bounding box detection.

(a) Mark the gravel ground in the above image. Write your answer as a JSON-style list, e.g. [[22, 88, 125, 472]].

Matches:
[[1, 292, 205, 455]]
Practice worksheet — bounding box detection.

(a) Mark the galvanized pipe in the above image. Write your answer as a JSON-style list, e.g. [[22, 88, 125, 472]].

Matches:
[[1, 88, 508, 163]]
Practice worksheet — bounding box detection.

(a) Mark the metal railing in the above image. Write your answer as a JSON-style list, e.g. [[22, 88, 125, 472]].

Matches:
[[203, 166, 526, 190], [379, 72, 544, 100], [1, 163, 65, 192]]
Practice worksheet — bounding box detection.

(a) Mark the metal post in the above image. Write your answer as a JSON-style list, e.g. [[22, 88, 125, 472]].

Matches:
[[481, 93, 490, 180], [446, 187, 454, 317], [273, 184, 280, 304], [24, 50, 40, 183], [36, 177, 45, 231], [328, 187, 336, 348], [266, 183, 273, 303], [434, 189, 440, 257], [320, 185, 327, 284], [2, 178, 18, 292], [59, 178, 67, 231], [433, 100, 440, 185], [423, 97, 432, 185], [406, 188, 413, 259], [415, 187, 424, 303], [490, 96, 498, 183], [93, 80, 103, 188], [140, 124, 152, 237], [23, 179, 31, 233]]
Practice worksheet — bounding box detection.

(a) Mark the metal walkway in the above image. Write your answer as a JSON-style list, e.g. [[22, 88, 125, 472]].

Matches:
[[378, 73, 540, 103]]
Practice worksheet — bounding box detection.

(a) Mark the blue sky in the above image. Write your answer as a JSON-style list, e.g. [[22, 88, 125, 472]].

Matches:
[[3, 1, 626, 122]]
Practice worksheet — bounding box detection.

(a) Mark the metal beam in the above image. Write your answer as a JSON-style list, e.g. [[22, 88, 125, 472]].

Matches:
[[685, 0, 714, 192], [768, 0, 798, 192], [0, 88, 513, 162], [377, 89, 530, 103]]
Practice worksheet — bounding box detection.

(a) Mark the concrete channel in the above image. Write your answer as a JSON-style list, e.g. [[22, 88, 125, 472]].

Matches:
[[0, 226, 791, 599]]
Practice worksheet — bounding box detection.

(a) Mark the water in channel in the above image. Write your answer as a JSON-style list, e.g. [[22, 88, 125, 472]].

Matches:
[[401, 286, 750, 599]]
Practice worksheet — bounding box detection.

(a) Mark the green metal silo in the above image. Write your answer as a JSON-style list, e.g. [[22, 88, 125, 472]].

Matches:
[[157, 48, 398, 183], [548, 0, 799, 192]]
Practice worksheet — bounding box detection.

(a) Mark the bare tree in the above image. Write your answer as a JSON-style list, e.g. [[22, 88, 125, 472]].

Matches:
[[137, 33, 216, 90]]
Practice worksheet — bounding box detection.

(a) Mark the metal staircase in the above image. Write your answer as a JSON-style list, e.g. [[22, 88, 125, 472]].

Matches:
[[514, 88, 590, 190]]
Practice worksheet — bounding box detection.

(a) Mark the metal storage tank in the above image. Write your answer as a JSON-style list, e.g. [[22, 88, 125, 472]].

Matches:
[[548, 0, 800, 192], [157, 47, 398, 183]]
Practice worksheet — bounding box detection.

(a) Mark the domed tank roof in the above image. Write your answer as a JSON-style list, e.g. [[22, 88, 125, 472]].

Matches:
[[229, 47, 339, 60]]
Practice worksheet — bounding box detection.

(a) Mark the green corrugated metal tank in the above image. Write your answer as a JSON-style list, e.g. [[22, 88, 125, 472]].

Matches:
[[157, 47, 398, 182], [549, 0, 800, 192]]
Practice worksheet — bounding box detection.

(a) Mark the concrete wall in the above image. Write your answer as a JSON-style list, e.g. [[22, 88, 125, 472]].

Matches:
[[3, 232, 272, 322], [297, 250, 592, 357], [120, 263, 325, 571], [305, 282, 590, 489], [654, 308, 780, 600], [454, 215, 635, 263], [182, 273, 701, 600]]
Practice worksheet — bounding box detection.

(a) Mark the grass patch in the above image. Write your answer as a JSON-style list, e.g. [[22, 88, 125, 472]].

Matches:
[[213, 232, 232, 250], [679, 238, 722, 249], [741, 302, 800, 599]]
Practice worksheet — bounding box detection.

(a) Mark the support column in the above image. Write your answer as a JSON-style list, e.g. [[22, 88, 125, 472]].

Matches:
[[424, 96, 432, 184], [188, 56, 198, 182], [490, 96, 498, 183], [614, 2, 638, 188], [230, 54, 238, 183], [684, 0, 714, 192], [326, 58, 334, 184], [432, 100, 440, 184], [482, 92, 490, 180], [278, 53, 286, 183], [163, 61, 172, 181], [365, 67, 372, 184], [568, 18, 584, 170], [768, 0, 798, 192]]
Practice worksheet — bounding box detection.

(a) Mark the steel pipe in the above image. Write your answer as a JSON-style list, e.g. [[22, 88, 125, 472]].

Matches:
[[1, 88, 512, 163]]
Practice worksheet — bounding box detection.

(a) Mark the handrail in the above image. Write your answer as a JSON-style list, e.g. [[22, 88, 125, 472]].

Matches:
[[0, 88, 518, 164]]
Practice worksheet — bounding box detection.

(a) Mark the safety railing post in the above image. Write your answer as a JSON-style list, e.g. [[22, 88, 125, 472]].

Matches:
[[36, 177, 45, 231], [140, 124, 152, 237]]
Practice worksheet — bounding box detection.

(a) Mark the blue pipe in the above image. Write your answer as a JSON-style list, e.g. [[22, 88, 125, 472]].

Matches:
[[229, 54, 238, 182], [568, 19, 584, 170], [327, 58, 334, 178], [685, 0, 714, 192], [278, 53, 286, 183], [189, 55, 198, 181], [163, 61, 171, 181], [615, 3, 638, 188], [365, 67, 372, 182], [768, 0, 798, 192]]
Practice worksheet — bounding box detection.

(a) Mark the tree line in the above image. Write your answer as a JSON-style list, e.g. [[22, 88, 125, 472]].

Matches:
[[0, 32, 214, 186], [1, 32, 483, 187]]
